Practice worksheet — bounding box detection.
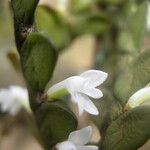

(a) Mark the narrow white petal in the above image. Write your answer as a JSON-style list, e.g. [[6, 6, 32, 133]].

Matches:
[[78, 103, 84, 116], [66, 76, 85, 94], [68, 126, 92, 146], [77, 145, 99, 150], [56, 141, 76, 150], [76, 94, 99, 115], [80, 87, 103, 99], [80, 70, 108, 87], [47, 80, 67, 96], [126, 87, 150, 109]]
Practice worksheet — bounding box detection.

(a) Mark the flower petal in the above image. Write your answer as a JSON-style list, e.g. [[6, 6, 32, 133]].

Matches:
[[66, 76, 85, 94], [80, 70, 108, 87], [77, 145, 99, 150], [56, 141, 76, 150], [9, 86, 28, 102], [68, 126, 92, 146], [74, 93, 99, 115], [80, 87, 103, 99]]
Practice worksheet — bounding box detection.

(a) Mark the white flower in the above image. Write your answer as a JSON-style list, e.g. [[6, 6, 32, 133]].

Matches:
[[0, 86, 30, 115], [125, 87, 150, 110], [47, 70, 108, 115], [55, 126, 98, 150]]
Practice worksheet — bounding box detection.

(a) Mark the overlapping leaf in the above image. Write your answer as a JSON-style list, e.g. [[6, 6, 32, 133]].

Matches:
[[11, 0, 39, 24], [21, 32, 58, 91], [114, 49, 150, 105], [35, 101, 78, 150], [35, 6, 71, 50], [103, 106, 150, 150]]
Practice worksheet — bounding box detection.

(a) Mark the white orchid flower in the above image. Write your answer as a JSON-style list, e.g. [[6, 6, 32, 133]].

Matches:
[[125, 87, 150, 110], [0, 86, 31, 115], [47, 70, 108, 115], [55, 126, 98, 150]]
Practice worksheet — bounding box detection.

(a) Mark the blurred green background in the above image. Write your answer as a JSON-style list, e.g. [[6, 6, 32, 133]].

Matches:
[[0, 0, 150, 149]]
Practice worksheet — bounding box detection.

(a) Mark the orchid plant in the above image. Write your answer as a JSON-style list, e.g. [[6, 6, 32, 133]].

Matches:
[[0, 0, 150, 150]]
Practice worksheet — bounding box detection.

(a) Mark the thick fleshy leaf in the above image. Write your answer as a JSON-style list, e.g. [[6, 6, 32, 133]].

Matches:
[[118, 0, 148, 52], [127, 0, 148, 51], [114, 49, 150, 105], [104, 0, 124, 5], [68, 126, 92, 146], [73, 12, 110, 36], [102, 106, 150, 150], [21, 32, 58, 91], [70, 0, 97, 14], [92, 90, 122, 136], [80, 70, 108, 87], [35, 101, 78, 150], [11, 0, 39, 24], [35, 6, 71, 50]]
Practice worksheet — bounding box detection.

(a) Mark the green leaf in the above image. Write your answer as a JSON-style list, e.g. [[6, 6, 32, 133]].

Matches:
[[11, 0, 39, 24], [114, 49, 150, 105], [70, 0, 97, 14], [35, 101, 78, 150], [21, 32, 58, 91], [92, 90, 122, 136], [127, 0, 148, 50], [35, 6, 71, 50], [73, 12, 110, 36], [118, 0, 148, 53], [97, 0, 125, 6], [102, 106, 150, 150], [104, 0, 124, 5]]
